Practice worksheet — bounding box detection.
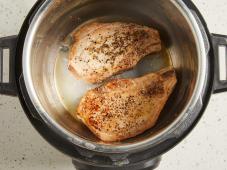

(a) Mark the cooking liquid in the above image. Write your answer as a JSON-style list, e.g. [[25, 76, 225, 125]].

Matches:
[[54, 18, 172, 116]]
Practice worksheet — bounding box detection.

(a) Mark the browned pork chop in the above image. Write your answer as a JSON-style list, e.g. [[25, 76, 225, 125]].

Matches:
[[77, 67, 177, 142], [69, 22, 161, 83]]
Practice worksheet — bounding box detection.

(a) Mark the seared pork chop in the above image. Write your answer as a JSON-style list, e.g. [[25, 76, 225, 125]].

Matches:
[[77, 67, 177, 142], [69, 22, 161, 83]]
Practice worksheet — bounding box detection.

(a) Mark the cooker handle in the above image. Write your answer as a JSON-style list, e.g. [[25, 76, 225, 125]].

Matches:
[[0, 36, 18, 96], [212, 34, 227, 93]]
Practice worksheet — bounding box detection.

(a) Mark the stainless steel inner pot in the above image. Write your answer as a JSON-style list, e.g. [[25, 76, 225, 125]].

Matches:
[[22, 0, 208, 152]]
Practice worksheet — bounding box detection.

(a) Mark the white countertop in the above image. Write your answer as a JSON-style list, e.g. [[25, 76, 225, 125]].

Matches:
[[0, 0, 227, 170]]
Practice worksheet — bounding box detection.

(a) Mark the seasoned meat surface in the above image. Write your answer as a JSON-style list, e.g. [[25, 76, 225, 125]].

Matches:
[[69, 22, 161, 83], [77, 67, 177, 142]]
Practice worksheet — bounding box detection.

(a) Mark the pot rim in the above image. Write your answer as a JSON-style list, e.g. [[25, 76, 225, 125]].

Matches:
[[22, 0, 208, 153]]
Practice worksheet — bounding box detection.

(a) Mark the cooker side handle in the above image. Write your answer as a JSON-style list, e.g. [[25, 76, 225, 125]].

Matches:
[[0, 36, 18, 96], [211, 34, 227, 93]]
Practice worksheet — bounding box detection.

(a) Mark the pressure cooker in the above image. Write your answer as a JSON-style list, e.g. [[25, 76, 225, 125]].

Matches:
[[0, 0, 227, 169]]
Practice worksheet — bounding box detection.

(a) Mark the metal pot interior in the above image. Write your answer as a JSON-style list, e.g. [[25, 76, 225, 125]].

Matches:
[[24, 0, 199, 147]]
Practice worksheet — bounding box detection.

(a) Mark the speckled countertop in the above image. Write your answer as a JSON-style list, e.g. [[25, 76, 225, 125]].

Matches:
[[0, 0, 227, 170]]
